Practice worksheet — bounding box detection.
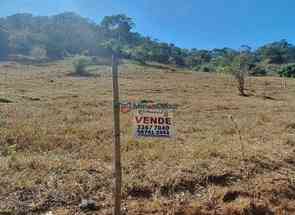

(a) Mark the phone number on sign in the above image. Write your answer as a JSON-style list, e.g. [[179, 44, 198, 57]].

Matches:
[[136, 125, 171, 137]]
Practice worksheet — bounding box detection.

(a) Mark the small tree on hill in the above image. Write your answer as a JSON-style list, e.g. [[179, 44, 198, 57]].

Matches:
[[100, 14, 135, 56], [232, 46, 254, 96]]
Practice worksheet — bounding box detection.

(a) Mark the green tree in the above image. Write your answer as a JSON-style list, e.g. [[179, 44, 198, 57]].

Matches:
[[232, 46, 254, 96], [257, 40, 293, 64], [278, 64, 295, 78], [100, 14, 135, 54], [101, 14, 134, 33]]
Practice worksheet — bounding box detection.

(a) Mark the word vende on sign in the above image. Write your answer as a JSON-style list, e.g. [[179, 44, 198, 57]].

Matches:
[[133, 109, 175, 139]]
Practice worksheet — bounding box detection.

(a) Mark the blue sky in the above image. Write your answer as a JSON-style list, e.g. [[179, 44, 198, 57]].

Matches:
[[1, 0, 295, 49]]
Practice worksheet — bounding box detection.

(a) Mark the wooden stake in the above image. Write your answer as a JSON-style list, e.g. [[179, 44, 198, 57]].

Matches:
[[112, 54, 122, 215]]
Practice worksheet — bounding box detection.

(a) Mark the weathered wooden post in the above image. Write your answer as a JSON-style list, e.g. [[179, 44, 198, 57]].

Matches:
[[112, 53, 122, 215]]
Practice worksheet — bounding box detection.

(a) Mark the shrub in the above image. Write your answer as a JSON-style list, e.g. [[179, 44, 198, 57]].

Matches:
[[192, 65, 201, 71], [249, 65, 268, 76], [278, 64, 295, 78], [202, 66, 210, 73], [218, 65, 234, 74], [73, 56, 92, 75], [199, 64, 215, 73], [30, 46, 47, 60]]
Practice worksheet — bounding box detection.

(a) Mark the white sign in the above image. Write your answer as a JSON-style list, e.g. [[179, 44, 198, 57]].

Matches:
[[133, 108, 175, 139]]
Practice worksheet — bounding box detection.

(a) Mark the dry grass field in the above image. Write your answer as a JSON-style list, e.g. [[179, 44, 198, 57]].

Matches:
[[1, 60, 295, 214]]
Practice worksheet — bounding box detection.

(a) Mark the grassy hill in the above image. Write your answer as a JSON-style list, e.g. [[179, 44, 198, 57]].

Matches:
[[2, 13, 295, 77], [1, 60, 295, 214]]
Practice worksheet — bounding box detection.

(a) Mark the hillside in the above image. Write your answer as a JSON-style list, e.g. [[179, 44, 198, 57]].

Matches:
[[1, 13, 295, 76], [1, 60, 295, 214]]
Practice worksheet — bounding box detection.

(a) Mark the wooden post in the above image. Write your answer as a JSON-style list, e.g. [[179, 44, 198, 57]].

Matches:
[[112, 53, 122, 215]]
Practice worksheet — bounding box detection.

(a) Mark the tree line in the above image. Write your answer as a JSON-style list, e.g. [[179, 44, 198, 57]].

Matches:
[[1, 12, 295, 76]]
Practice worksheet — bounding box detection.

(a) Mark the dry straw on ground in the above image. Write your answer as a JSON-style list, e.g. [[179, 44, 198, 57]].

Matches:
[[1, 60, 295, 214]]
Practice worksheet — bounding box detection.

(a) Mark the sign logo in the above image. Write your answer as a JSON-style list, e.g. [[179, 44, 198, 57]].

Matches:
[[120, 101, 178, 113], [120, 102, 131, 113]]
